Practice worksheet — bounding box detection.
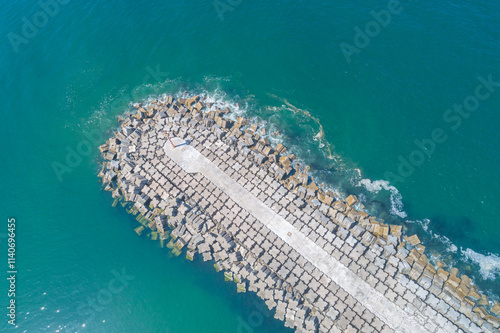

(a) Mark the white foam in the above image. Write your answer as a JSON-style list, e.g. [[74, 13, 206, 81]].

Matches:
[[358, 179, 407, 218], [462, 248, 500, 280], [449, 243, 458, 253], [405, 219, 500, 282], [198, 91, 292, 153]]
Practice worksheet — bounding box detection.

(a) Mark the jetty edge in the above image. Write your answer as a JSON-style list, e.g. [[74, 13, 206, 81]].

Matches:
[[98, 95, 500, 333]]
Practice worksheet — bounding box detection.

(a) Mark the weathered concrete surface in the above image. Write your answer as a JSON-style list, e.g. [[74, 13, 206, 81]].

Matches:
[[165, 138, 426, 333]]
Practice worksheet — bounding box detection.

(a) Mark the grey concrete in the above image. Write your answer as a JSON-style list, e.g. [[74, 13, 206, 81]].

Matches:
[[164, 138, 427, 333]]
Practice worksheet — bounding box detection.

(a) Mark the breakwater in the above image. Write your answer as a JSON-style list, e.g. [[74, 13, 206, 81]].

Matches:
[[98, 95, 500, 333]]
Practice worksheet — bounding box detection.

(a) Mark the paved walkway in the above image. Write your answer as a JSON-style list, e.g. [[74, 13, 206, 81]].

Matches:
[[164, 138, 427, 333]]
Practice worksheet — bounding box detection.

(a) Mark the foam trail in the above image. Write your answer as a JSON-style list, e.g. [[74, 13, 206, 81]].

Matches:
[[267, 93, 338, 162], [462, 248, 500, 280], [359, 179, 407, 218]]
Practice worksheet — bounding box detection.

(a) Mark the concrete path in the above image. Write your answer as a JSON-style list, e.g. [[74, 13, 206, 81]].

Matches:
[[165, 138, 427, 333]]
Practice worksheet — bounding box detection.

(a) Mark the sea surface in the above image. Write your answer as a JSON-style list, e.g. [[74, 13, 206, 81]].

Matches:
[[1, 0, 499, 332]]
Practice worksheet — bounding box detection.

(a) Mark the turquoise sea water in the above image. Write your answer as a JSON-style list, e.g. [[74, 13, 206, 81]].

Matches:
[[1, 0, 499, 331]]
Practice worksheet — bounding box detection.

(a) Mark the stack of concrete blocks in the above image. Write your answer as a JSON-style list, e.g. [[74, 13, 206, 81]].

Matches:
[[97, 96, 500, 333]]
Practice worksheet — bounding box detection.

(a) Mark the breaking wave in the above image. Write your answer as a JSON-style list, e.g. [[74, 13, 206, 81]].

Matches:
[[358, 179, 407, 219], [98, 76, 500, 290], [462, 248, 500, 280]]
